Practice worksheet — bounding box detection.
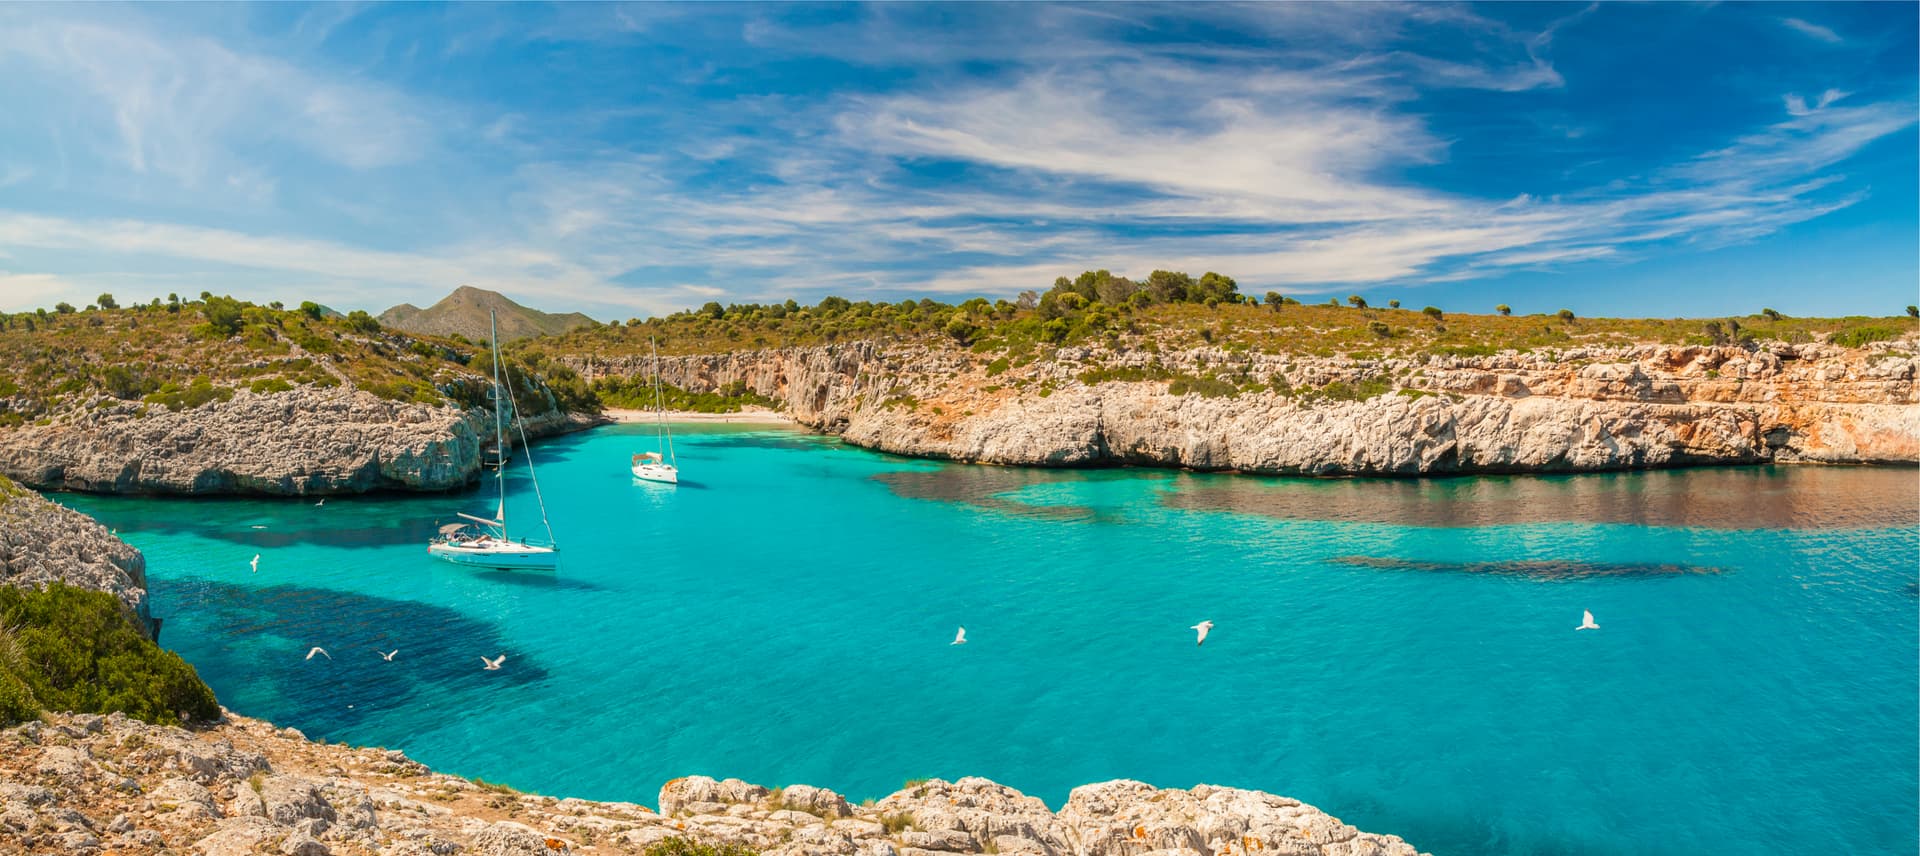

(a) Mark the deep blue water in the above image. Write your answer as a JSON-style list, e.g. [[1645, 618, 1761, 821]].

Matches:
[[54, 425, 1919, 855]]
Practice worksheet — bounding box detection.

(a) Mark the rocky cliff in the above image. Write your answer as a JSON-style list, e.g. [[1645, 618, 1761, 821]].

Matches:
[[0, 475, 149, 625], [0, 710, 1424, 856], [0, 387, 600, 497], [566, 338, 1919, 475]]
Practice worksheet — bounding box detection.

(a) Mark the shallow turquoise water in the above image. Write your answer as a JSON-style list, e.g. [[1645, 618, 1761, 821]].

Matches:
[[56, 425, 1919, 855]]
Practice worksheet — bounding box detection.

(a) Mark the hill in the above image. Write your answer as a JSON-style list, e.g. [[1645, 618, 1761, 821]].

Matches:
[[0, 294, 598, 494], [379, 285, 597, 343]]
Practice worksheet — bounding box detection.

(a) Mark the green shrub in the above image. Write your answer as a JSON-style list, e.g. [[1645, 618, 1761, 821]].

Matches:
[[0, 582, 219, 726], [644, 838, 757, 856], [1831, 326, 1899, 349], [344, 310, 381, 334], [985, 357, 1010, 377], [202, 296, 245, 336], [249, 377, 294, 395], [101, 366, 160, 400], [1167, 374, 1239, 398]]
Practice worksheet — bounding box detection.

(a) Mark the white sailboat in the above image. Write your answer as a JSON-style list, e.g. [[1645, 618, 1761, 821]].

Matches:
[[631, 337, 680, 485], [429, 311, 560, 570]]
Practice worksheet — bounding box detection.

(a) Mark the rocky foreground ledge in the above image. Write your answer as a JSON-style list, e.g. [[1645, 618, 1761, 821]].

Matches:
[[1, 710, 1424, 856]]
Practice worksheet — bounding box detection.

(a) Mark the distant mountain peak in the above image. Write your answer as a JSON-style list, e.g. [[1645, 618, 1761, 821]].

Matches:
[[377, 286, 597, 342]]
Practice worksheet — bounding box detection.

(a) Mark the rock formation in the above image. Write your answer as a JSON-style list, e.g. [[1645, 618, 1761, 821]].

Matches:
[[0, 387, 600, 496], [566, 338, 1919, 475], [0, 711, 1425, 856], [0, 475, 149, 625]]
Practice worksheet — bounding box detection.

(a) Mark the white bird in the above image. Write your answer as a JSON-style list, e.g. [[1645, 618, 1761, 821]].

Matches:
[[249, 554, 260, 573], [377, 650, 398, 662], [1577, 610, 1600, 631], [305, 647, 331, 661], [315, 498, 326, 507], [952, 627, 967, 645], [481, 654, 506, 670], [1192, 620, 1214, 646]]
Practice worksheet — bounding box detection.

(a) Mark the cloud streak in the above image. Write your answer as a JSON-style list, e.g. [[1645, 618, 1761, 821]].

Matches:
[[1780, 17, 1843, 45]]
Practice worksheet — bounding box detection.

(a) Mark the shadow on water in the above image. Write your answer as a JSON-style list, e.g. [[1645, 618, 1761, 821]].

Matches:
[[872, 466, 1146, 523], [1166, 466, 1919, 530], [158, 579, 546, 733], [470, 570, 605, 592], [1329, 555, 1721, 581]]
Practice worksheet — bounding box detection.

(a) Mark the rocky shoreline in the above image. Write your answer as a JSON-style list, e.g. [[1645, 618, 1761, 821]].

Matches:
[[0, 387, 604, 497], [0, 475, 150, 627], [0, 710, 1425, 856], [568, 338, 1919, 475]]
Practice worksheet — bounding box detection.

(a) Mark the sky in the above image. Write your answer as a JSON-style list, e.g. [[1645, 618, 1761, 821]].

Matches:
[[0, 2, 1914, 320]]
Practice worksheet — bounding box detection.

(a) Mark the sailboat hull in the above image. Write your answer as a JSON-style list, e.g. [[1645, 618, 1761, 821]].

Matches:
[[428, 541, 559, 570], [631, 463, 679, 484]]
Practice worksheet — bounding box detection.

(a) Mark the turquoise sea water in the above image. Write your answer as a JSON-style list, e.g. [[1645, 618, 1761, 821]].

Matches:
[[55, 424, 1918, 855]]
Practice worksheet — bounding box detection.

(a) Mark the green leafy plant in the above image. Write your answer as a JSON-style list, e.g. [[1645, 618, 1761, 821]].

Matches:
[[0, 581, 219, 726]]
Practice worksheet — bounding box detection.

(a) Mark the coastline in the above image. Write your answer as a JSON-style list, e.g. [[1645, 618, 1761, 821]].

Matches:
[[602, 406, 797, 425], [0, 709, 1427, 855]]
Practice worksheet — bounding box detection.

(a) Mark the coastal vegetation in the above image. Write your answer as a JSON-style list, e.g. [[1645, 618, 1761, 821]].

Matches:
[[593, 377, 780, 413], [0, 581, 218, 726], [644, 838, 758, 856], [0, 294, 596, 427], [525, 268, 1919, 363]]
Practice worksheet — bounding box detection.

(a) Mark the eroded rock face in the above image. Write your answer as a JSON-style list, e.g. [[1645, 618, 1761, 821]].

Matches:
[[0, 474, 149, 620], [0, 386, 602, 497], [569, 339, 1920, 475], [2, 711, 1425, 856]]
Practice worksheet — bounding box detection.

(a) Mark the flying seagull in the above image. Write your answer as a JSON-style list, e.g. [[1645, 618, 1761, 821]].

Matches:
[[1192, 620, 1214, 646], [481, 654, 507, 670], [377, 650, 398, 662], [249, 554, 260, 573], [305, 647, 331, 661], [315, 498, 326, 507], [1577, 610, 1600, 631], [952, 627, 967, 645]]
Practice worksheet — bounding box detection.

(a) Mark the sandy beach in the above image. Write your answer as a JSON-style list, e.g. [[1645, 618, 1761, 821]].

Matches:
[[603, 407, 798, 425]]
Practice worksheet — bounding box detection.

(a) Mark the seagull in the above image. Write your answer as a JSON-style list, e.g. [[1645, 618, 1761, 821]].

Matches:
[[1192, 620, 1214, 646], [249, 554, 260, 573], [315, 498, 326, 507], [1577, 610, 1600, 631], [305, 647, 331, 661], [952, 627, 967, 645], [481, 654, 506, 670], [377, 650, 398, 662]]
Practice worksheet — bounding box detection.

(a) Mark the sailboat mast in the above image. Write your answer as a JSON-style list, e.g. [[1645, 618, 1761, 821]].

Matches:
[[651, 337, 675, 465], [490, 311, 509, 538]]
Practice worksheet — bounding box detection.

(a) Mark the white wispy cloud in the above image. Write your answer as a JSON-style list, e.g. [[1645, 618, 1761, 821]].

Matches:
[[1780, 17, 1843, 45], [0, 12, 439, 189], [0, 4, 1908, 317]]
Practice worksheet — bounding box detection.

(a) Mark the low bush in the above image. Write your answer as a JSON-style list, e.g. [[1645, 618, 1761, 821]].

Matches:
[[0, 582, 219, 726], [645, 838, 758, 856]]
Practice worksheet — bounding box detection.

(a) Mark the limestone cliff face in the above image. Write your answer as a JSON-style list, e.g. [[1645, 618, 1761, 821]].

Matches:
[[0, 711, 1426, 856], [0, 475, 149, 626], [0, 387, 601, 497], [570, 339, 1919, 475]]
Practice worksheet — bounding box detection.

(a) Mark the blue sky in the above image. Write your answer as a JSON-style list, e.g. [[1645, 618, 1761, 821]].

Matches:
[[0, 2, 1914, 319]]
